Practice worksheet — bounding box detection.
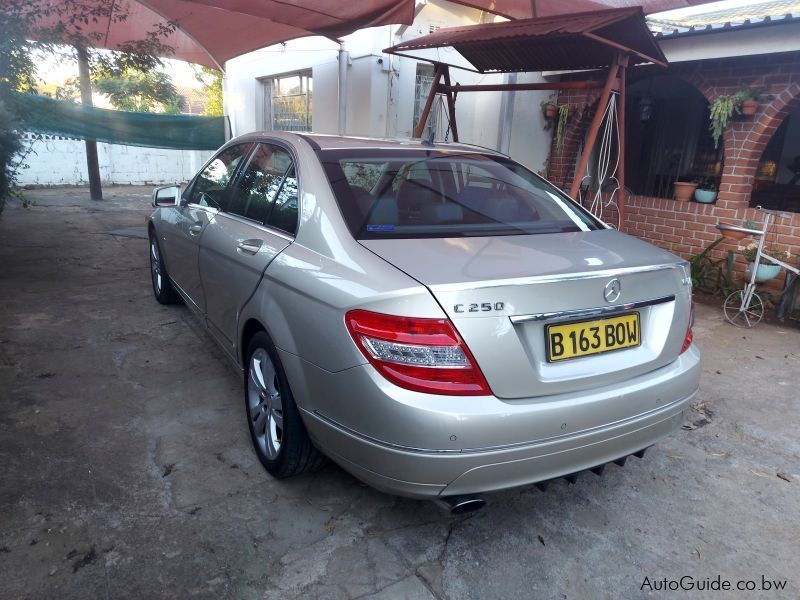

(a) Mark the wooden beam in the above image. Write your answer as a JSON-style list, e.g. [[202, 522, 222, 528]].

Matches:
[[582, 32, 668, 68], [413, 63, 445, 139], [569, 52, 622, 201], [442, 66, 459, 142], [436, 80, 605, 94]]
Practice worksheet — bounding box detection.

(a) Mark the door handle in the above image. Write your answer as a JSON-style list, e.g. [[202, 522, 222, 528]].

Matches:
[[237, 239, 263, 255], [188, 223, 203, 236]]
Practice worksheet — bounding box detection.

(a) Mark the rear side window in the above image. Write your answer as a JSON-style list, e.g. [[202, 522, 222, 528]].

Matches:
[[190, 143, 253, 209], [266, 166, 298, 234], [227, 144, 293, 225], [320, 149, 600, 239]]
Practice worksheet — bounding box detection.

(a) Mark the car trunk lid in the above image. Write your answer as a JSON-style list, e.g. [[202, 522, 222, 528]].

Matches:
[[359, 230, 692, 399]]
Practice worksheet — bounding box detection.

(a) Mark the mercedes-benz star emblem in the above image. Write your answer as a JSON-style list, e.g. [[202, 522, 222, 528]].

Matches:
[[604, 278, 621, 303]]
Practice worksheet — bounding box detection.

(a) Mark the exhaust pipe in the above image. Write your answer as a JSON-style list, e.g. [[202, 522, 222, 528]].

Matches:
[[434, 494, 486, 515]]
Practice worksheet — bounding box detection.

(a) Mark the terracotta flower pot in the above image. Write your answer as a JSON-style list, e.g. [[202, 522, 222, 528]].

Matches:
[[673, 181, 698, 202], [740, 99, 758, 115], [717, 220, 749, 240]]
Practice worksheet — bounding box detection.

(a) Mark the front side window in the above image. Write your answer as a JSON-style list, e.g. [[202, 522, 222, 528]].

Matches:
[[190, 143, 253, 209], [320, 149, 600, 239], [227, 144, 292, 224]]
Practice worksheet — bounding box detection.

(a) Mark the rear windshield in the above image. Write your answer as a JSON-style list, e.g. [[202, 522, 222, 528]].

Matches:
[[319, 149, 601, 239]]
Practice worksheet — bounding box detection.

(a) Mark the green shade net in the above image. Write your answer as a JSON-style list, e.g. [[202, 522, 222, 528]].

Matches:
[[16, 93, 225, 150]]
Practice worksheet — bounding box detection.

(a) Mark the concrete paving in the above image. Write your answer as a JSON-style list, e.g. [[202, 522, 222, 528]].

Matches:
[[1, 186, 799, 599]]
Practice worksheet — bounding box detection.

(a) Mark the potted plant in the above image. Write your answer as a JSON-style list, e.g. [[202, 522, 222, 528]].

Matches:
[[717, 218, 759, 240], [673, 180, 698, 202], [709, 94, 737, 148], [694, 177, 717, 203], [740, 242, 789, 282], [734, 86, 763, 116], [541, 100, 557, 121], [554, 104, 570, 153]]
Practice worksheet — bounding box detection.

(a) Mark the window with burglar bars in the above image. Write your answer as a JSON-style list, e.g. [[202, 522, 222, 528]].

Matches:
[[413, 64, 448, 141], [266, 72, 312, 132]]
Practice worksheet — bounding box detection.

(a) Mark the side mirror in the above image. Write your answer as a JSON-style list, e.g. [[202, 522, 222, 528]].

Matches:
[[152, 184, 181, 207]]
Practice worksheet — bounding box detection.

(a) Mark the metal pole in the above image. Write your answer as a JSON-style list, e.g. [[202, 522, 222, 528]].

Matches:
[[442, 66, 459, 143], [338, 43, 348, 135], [76, 46, 102, 201], [616, 55, 628, 230], [569, 53, 621, 200], [413, 63, 444, 139]]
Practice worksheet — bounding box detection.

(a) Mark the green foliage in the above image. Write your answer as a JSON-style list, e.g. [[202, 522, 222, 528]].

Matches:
[[555, 104, 569, 154], [733, 86, 763, 102], [193, 66, 224, 116], [0, 10, 39, 210], [0, 0, 180, 207], [708, 95, 737, 148], [94, 70, 182, 113], [690, 237, 735, 296]]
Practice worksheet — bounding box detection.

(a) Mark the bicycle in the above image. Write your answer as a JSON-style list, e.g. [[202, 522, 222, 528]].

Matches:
[[720, 208, 800, 328]]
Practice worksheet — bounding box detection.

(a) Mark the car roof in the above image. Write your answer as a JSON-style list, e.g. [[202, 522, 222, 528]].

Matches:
[[228, 131, 506, 156]]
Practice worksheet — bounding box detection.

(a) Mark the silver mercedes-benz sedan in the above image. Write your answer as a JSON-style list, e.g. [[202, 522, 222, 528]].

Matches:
[[147, 132, 700, 503]]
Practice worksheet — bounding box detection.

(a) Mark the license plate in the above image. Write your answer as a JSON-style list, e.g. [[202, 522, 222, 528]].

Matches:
[[546, 312, 640, 362]]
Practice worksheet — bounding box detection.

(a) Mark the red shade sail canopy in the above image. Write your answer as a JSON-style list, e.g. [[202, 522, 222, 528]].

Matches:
[[1, 0, 415, 70], [3, 1, 717, 70]]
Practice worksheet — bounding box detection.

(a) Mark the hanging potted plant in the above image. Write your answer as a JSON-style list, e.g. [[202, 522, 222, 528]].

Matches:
[[734, 86, 763, 116], [717, 219, 759, 241], [554, 104, 570, 153], [740, 242, 789, 282], [693, 177, 717, 203], [541, 100, 557, 121], [673, 180, 698, 202], [709, 94, 738, 148]]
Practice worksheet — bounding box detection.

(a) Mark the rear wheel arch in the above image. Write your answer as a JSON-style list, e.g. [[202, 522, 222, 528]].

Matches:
[[240, 318, 267, 366]]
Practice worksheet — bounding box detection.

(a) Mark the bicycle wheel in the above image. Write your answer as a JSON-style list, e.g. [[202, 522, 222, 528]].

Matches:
[[723, 289, 764, 328]]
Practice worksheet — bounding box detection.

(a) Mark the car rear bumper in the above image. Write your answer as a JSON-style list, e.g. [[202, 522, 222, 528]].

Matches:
[[284, 344, 700, 498]]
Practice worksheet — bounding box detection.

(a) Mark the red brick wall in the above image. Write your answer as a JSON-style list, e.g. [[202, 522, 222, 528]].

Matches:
[[547, 52, 800, 288]]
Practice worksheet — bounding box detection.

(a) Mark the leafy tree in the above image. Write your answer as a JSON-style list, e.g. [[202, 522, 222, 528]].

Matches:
[[193, 65, 224, 116], [94, 69, 182, 113], [1, 1, 177, 201], [0, 9, 39, 211]]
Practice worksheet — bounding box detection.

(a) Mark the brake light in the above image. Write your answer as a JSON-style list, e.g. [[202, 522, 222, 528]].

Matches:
[[344, 309, 492, 396], [680, 300, 695, 354]]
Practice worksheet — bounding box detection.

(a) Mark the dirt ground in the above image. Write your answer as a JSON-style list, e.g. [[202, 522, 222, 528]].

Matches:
[[1, 186, 799, 599]]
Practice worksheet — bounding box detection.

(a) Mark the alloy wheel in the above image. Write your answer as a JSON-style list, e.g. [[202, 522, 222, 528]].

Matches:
[[150, 239, 162, 295], [247, 348, 284, 459]]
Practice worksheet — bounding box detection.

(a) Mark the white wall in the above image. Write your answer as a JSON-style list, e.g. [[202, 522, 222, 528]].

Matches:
[[17, 134, 212, 186], [222, 0, 553, 173]]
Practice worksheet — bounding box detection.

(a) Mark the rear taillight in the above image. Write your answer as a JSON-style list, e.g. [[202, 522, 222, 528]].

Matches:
[[344, 309, 491, 396], [680, 300, 694, 354]]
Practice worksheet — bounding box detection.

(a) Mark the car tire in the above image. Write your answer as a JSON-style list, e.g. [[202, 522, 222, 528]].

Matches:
[[149, 233, 180, 305], [244, 331, 326, 477]]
